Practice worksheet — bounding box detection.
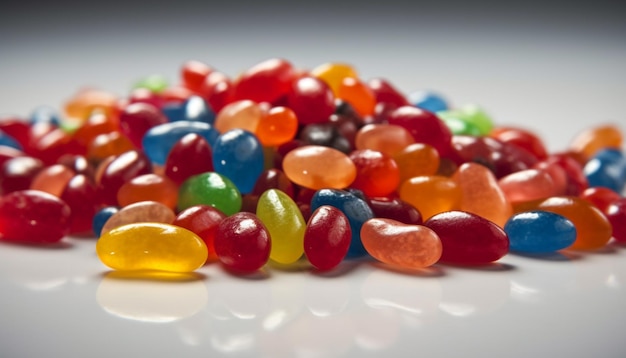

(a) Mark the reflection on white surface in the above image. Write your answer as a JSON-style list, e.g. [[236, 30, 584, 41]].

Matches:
[[96, 271, 208, 323]]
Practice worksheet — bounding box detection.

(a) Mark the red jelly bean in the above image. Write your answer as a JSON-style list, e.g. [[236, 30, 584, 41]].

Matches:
[[252, 168, 295, 199], [0, 156, 44, 195], [0, 190, 71, 244], [287, 76, 335, 125], [214, 212, 271, 273], [0, 145, 25, 168], [198, 71, 233, 113], [490, 127, 548, 161], [232, 58, 295, 104], [368, 197, 423, 225], [367, 78, 409, 107], [181, 60, 213, 93], [349, 149, 400, 197], [388, 106, 452, 157], [118, 103, 168, 149], [424, 211, 509, 265], [304, 205, 351, 271], [579, 187, 621, 212], [60, 175, 98, 234], [97, 150, 152, 206], [173, 205, 227, 262], [606, 198, 626, 243]]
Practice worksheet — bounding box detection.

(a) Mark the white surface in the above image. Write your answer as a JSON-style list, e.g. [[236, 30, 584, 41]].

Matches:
[[1, 1, 626, 357]]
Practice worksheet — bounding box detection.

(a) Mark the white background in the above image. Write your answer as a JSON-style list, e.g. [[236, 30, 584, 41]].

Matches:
[[1, 1, 625, 357]]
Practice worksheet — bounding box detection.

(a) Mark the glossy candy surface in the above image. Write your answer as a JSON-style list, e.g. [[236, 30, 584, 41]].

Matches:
[[117, 173, 179, 210], [361, 218, 442, 269], [92, 206, 119, 238], [424, 211, 509, 265], [287, 76, 335, 125], [256, 189, 305, 264], [173, 205, 226, 262], [304, 206, 351, 271], [399, 175, 461, 220], [349, 149, 400, 197], [606, 198, 626, 243], [584, 149, 626, 193], [100, 201, 176, 235], [214, 100, 262, 134], [212, 129, 264, 194], [164, 133, 213, 185], [96, 222, 208, 272], [355, 124, 415, 157], [393, 143, 440, 183], [118, 103, 168, 149], [178, 172, 242, 215], [504, 211, 576, 253], [214, 212, 271, 273], [388, 106, 452, 156], [282, 145, 356, 190], [0, 190, 71, 244], [368, 197, 423, 225], [255, 106, 298, 146], [142, 121, 218, 165]]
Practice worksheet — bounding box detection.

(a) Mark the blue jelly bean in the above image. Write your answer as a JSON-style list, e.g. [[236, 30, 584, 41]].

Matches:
[[584, 148, 626, 194], [504, 211, 577, 253], [310, 189, 374, 258], [212, 129, 264, 194], [162, 96, 215, 124], [30, 106, 61, 126], [408, 90, 449, 112], [142, 120, 219, 165], [0, 130, 22, 150], [92, 206, 120, 238]]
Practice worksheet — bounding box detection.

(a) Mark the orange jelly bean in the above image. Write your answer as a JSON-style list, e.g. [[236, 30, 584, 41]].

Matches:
[[361, 218, 442, 269], [282, 145, 356, 190], [337, 77, 376, 117], [537, 196, 612, 250], [64, 88, 118, 123], [399, 175, 461, 220], [355, 123, 415, 157], [393, 143, 440, 183], [310, 62, 358, 95], [30, 164, 75, 197], [498, 169, 556, 204], [569, 124, 623, 159], [255, 106, 298, 147], [214, 99, 263, 134], [88, 132, 135, 162], [349, 149, 400, 198], [452, 162, 512, 228], [117, 173, 179, 210]]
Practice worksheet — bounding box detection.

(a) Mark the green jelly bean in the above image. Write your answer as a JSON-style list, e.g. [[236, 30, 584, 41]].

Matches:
[[178, 172, 242, 215], [437, 113, 482, 136], [256, 189, 305, 264], [133, 74, 169, 93]]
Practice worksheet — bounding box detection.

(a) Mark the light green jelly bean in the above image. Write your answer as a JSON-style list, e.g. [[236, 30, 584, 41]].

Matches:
[[178, 172, 242, 215], [256, 189, 305, 264], [437, 113, 482, 136], [133, 74, 169, 93]]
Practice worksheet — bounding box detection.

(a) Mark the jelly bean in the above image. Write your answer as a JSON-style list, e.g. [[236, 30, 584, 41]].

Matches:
[[533, 160, 568, 196], [368, 197, 423, 225], [303, 205, 351, 270], [232, 58, 295, 104], [490, 127, 548, 161], [61, 174, 98, 234], [388, 106, 452, 157], [337, 77, 376, 117], [97, 150, 152, 206], [287, 76, 335, 125], [424, 211, 509, 265], [30, 128, 85, 165], [30, 164, 75, 197], [162, 96, 215, 124], [452, 162, 513, 228], [142, 120, 218, 166], [504, 211, 576, 253], [0, 118, 30, 149], [97, 222, 208, 272], [118, 103, 168, 149], [498, 169, 556, 204], [128, 88, 164, 109], [164, 133, 213, 185], [355, 124, 415, 157], [436, 113, 482, 136], [542, 154, 588, 195], [173, 205, 226, 262], [93, 206, 119, 238], [198, 71, 234, 113], [162, 85, 194, 104], [133, 75, 168, 93], [393, 143, 440, 183], [579, 187, 621, 212], [310, 189, 374, 258], [255, 106, 298, 147], [537, 196, 612, 250], [399, 175, 461, 220], [367, 78, 409, 107], [349, 149, 400, 197], [252, 168, 295, 198], [310, 62, 358, 96], [605, 198, 626, 243], [64, 88, 118, 122], [214, 212, 271, 273], [361, 218, 442, 269], [117, 174, 179, 210], [100, 201, 176, 235], [0, 145, 24, 168], [212, 129, 264, 194], [213, 100, 262, 134], [88, 132, 135, 162], [584, 148, 626, 193], [408, 90, 449, 113], [73, 112, 120, 149], [298, 123, 351, 153], [444, 104, 494, 136], [282, 145, 356, 190], [178, 172, 242, 215], [0, 190, 71, 244], [256, 189, 305, 264], [181, 60, 213, 92], [58, 154, 94, 180], [569, 124, 622, 159], [0, 130, 22, 150], [0, 156, 44, 195]]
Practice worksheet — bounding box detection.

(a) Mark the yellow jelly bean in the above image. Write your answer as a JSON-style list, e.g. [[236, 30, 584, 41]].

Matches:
[[96, 223, 208, 272]]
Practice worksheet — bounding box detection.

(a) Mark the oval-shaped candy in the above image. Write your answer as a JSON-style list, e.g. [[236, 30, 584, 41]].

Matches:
[[100, 201, 176, 235], [424, 211, 509, 265], [310, 189, 374, 258], [0, 190, 71, 244], [142, 121, 218, 166], [118, 102, 168, 149], [569, 124, 622, 158], [93, 206, 119, 238], [349, 149, 400, 197], [287, 76, 335, 125], [393, 143, 440, 183], [96, 222, 208, 272], [504, 211, 577, 253], [164, 133, 213, 185], [399, 175, 461, 220], [212, 129, 264, 194], [303, 205, 351, 271], [355, 124, 415, 157], [214, 100, 263, 134], [161, 96, 215, 124], [97, 150, 152, 206], [498, 169, 556, 203], [214, 212, 271, 273], [282, 145, 356, 190], [409, 90, 449, 113], [361, 218, 442, 269], [178, 172, 242, 215], [256, 189, 306, 264], [584, 149, 626, 194], [173, 205, 226, 262], [606, 198, 626, 243]]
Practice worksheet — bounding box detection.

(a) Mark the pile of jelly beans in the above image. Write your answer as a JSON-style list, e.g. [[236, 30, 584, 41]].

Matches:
[[1, 58, 625, 275]]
